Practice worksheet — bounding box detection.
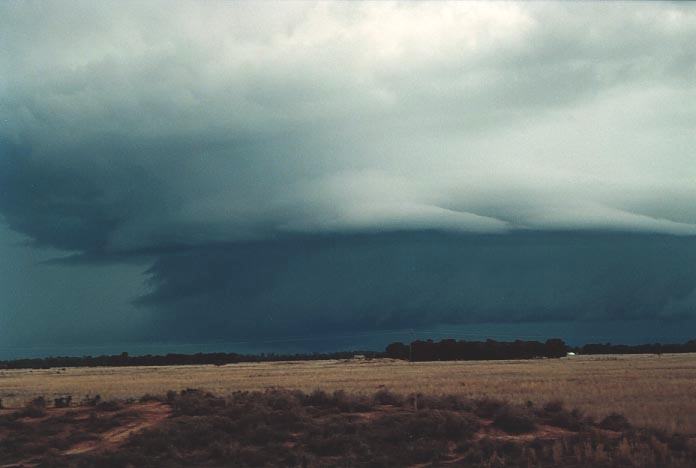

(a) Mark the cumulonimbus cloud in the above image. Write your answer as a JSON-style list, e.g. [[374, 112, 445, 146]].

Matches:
[[1, 1, 696, 345], [2, 1, 696, 255]]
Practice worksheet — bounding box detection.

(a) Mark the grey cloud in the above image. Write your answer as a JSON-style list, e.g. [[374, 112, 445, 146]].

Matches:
[[2, 2, 696, 253], [135, 232, 696, 342], [1, 2, 696, 350]]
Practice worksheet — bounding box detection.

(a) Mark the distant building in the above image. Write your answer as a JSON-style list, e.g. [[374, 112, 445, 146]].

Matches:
[[352, 354, 366, 360], [566, 352, 576, 357]]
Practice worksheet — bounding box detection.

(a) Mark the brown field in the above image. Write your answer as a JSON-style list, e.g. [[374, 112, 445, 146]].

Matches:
[[2, 353, 695, 434]]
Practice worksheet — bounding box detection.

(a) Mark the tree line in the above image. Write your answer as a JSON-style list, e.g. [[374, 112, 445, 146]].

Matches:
[[0, 350, 382, 370], [384, 338, 568, 361], [1, 338, 694, 369], [575, 340, 696, 355]]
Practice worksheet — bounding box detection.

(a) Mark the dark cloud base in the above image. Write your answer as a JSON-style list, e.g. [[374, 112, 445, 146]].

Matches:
[[135, 231, 696, 343], [4, 317, 696, 360]]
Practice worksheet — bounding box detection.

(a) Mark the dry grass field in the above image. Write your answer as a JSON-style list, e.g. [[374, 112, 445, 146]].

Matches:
[[1, 353, 695, 434]]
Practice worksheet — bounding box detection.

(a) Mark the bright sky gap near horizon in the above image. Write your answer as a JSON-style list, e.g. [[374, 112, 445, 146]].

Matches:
[[1, 1, 696, 359]]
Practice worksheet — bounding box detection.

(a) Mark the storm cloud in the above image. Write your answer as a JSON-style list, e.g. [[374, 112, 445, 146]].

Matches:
[[1, 1, 696, 352], [134, 232, 696, 342]]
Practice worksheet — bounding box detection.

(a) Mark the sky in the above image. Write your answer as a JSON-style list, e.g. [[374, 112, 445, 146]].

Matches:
[[1, 1, 696, 358]]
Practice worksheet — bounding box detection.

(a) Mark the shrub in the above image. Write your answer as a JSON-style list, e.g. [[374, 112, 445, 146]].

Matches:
[[599, 413, 631, 432], [406, 393, 472, 411], [264, 388, 301, 411], [171, 389, 226, 416], [408, 438, 449, 464], [547, 410, 584, 431], [543, 400, 564, 413], [438, 394, 474, 411], [96, 400, 123, 412], [139, 393, 163, 403], [53, 396, 72, 408], [82, 394, 101, 406], [18, 405, 46, 418], [246, 423, 290, 445], [86, 411, 121, 432], [492, 406, 536, 434], [31, 396, 47, 408], [18, 398, 47, 418], [304, 389, 331, 407], [331, 390, 373, 412], [373, 389, 403, 406], [474, 398, 507, 418], [374, 409, 480, 441], [233, 446, 274, 467], [666, 433, 689, 452], [307, 433, 356, 456]]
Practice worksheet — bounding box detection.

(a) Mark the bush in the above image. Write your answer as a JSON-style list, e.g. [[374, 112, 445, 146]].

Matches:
[[492, 406, 536, 434], [375, 409, 480, 441], [247, 423, 290, 445], [82, 394, 101, 406], [373, 389, 403, 406], [307, 433, 356, 456], [18, 398, 47, 418], [407, 393, 472, 411], [408, 438, 449, 464], [171, 389, 226, 416], [86, 411, 121, 432], [543, 400, 564, 413], [31, 396, 47, 408], [599, 413, 631, 432], [17, 406, 46, 418], [96, 400, 123, 412], [264, 388, 301, 411], [474, 398, 507, 418], [304, 389, 331, 407], [139, 394, 163, 403], [547, 410, 584, 431], [54, 396, 72, 408], [332, 390, 373, 412], [667, 433, 689, 452]]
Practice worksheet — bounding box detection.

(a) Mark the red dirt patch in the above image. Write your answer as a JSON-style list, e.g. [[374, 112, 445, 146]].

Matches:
[[475, 418, 575, 442], [0, 402, 171, 467], [64, 402, 170, 455]]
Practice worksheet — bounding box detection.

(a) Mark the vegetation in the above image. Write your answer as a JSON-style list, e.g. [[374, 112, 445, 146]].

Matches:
[[0, 388, 693, 467], [577, 341, 696, 355], [0, 350, 383, 370], [492, 406, 537, 434], [2, 338, 695, 370], [385, 338, 568, 360]]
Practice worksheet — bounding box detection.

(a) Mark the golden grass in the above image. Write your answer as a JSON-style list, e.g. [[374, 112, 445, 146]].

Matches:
[[1, 353, 695, 434]]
